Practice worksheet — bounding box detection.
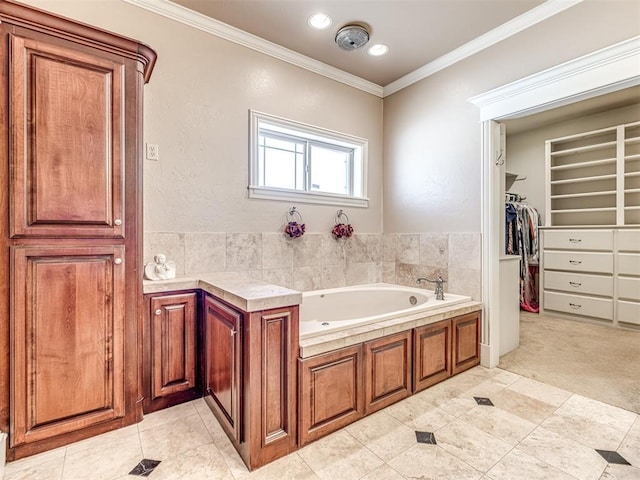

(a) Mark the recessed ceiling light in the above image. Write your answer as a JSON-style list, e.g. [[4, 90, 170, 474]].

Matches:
[[308, 13, 332, 30], [368, 43, 389, 56]]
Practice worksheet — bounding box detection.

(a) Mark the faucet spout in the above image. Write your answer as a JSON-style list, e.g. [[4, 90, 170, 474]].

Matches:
[[416, 275, 446, 300]]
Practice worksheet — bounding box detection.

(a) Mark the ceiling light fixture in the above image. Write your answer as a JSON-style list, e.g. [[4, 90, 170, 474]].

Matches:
[[367, 43, 389, 56], [335, 24, 370, 50], [308, 13, 332, 30]]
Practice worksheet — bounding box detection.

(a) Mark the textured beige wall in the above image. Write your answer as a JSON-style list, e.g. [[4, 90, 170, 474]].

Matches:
[[20, 0, 384, 235], [383, 0, 640, 233], [506, 104, 640, 224]]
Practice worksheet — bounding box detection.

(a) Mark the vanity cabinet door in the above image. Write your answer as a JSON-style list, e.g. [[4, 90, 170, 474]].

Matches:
[[204, 295, 242, 442], [413, 319, 452, 393], [299, 345, 363, 446], [364, 331, 412, 414], [452, 312, 481, 375], [143, 292, 199, 413]]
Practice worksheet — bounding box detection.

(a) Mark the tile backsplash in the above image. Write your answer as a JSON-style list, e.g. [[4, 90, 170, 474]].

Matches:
[[144, 232, 481, 300]]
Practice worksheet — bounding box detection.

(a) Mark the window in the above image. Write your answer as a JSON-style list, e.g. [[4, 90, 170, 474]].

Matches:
[[249, 111, 368, 207]]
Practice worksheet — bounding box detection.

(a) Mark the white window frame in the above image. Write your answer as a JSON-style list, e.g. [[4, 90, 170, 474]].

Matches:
[[248, 110, 369, 207]]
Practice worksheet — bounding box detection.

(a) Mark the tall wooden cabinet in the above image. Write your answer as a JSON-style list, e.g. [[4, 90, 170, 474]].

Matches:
[[0, 1, 156, 460]]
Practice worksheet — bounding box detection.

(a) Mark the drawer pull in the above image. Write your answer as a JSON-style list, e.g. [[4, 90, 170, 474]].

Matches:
[[569, 302, 582, 309], [155, 309, 162, 316], [569, 281, 582, 287], [569, 260, 582, 265], [569, 238, 582, 243]]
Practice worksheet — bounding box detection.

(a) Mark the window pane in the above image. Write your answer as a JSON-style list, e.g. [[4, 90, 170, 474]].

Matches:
[[309, 144, 350, 195], [264, 148, 297, 189]]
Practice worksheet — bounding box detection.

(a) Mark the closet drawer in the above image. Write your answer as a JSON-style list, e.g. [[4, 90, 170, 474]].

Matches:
[[543, 251, 613, 274], [618, 230, 640, 252], [543, 291, 613, 320], [618, 277, 640, 301], [617, 300, 640, 325], [544, 271, 613, 297], [543, 230, 613, 251], [617, 253, 640, 276]]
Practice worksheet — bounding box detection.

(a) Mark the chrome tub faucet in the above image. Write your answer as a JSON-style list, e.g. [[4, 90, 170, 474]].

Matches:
[[416, 275, 446, 300]]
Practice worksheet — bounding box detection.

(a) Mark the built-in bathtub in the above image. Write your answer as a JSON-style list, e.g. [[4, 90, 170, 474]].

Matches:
[[299, 283, 472, 339]]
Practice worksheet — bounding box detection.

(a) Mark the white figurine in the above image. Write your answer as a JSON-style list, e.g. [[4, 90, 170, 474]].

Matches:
[[144, 253, 176, 280]]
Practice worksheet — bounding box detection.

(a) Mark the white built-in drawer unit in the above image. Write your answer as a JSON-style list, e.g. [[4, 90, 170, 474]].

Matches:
[[543, 230, 614, 251], [618, 253, 640, 276], [544, 251, 613, 274], [544, 291, 613, 320], [617, 301, 640, 325], [544, 271, 613, 297], [617, 277, 640, 301], [618, 230, 640, 252]]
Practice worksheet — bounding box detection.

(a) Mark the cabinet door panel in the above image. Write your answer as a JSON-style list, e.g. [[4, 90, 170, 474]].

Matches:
[[204, 296, 241, 441], [414, 320, 452, 392], [10, 34, 124, 238], [364, 331, 411, 414], [150, 293, 197, 399], [452, 313, 481, 375], [299, 345, 363, 446], [11, 246, 125, 446]]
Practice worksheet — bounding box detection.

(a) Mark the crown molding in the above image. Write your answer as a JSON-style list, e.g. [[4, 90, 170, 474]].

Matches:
[[383, 0, 584, 97], [468, 36, 640, 121], [121, 0, 384, 97]]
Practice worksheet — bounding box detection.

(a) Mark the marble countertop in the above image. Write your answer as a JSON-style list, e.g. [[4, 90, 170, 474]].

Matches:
[[143, 273, 302, 312]]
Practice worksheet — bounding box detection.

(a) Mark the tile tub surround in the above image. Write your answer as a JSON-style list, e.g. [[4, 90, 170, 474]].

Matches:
[[144, 231, 482, 300], [4, 366, 638, 480]]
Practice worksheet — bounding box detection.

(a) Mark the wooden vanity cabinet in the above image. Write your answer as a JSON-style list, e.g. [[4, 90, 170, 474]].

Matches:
[[452, 312, 481, 375], [413, 319, 453, 392], [299, 345, 363, 447], [364, 331, 412, 414], [0, 1, 156, 460], [143, 292, 200, 414]]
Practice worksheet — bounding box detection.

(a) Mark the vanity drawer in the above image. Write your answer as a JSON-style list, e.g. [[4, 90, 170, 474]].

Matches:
[[544, 271, 613, 297], [543, 230, 613, 251], [617, 300, 640, 325], [543, 251, 613, 274], [618, 277, 640, 301], [544, 291, 613, 320], [618, 230, 640, 252], [617, 253, 640, 276]]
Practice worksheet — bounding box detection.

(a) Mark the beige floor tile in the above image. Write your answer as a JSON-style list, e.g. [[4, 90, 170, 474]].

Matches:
[[541, 410, 630, 451], [491, 387, 557, 424], [518, 426, 608, 480], [137, 401, 197, 432], [244, 452, 320, 480], [506, 377, 572, 407], [61, 432, 142, 480], [461, 405, 537, 444], [556, 395, 637, 433], [297, 429, 384, 480], [359, 463, 405, 480], [192, 398, 229, 443], [215, 435, 251, 479], [618, 427, 640, 467], [436, 393, 479, 418], [139, 413, 214, 460], [599, 464, 640, 480], [414, 379, 465, 406], [3, 458, 64, 480], [3, 446, 66, 476], [65, 423, 139, 456], [346, 411, 416, 461], [387, 444, 482, 480], [435, 418, 513, 472], [146, 443, 234, 480], [486, 447, 576, 480], [386, 402, 456, 432]]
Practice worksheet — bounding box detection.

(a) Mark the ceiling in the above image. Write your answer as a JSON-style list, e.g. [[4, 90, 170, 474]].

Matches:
[[171, 0, 545, 87]]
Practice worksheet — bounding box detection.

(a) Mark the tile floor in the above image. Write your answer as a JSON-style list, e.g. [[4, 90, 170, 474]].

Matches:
[[3, 366, 639, 480]]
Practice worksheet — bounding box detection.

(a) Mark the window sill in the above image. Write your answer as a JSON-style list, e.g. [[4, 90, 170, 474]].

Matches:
[[248, 186, 369, 208]]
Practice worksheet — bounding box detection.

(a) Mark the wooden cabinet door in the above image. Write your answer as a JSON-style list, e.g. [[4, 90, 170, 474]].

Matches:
[[150, 293, 197, 400], [364, 331, 411, 414], [9, 34, 125, 238], [299, 345, 363, 446], [413, 320, 452, 393], [452, 312, 481, 375], [10, 245, 125, 446], [204, 295, 242, 442]]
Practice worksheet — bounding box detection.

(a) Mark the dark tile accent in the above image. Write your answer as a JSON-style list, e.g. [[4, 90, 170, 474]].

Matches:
[[129, 459, 162, 477], [596, 450, 631, 465], [415, 431, 437, 444], [474, 396, 494, 406]]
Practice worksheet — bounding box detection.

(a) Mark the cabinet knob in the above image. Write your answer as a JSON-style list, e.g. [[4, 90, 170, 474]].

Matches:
[[230, 330, 236, 337], [114, 258, 123, 265], [114, 219, 122, 226], [155, 309, 162, 316]]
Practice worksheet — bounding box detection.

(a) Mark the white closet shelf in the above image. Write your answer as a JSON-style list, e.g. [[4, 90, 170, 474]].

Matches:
[[550, 158, 615, 171], [550, 141, 617, 157], [551, 191, 616, 199], [625, 154, 640, 161], [624, 206, 640, 211], [551, 207, 617, 214], [624, 136, 640, 145], [625, 188, 640, 194], [624, 172, 640, 178], [550, 174, 617, 185]]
